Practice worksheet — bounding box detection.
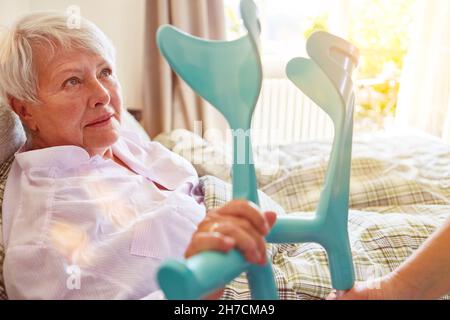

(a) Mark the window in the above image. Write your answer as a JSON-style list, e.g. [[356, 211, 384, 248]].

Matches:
[[225, 0, 416, 133]]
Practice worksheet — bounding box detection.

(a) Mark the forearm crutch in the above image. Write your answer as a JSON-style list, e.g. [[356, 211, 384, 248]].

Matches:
[[156, 0, 278, 300]]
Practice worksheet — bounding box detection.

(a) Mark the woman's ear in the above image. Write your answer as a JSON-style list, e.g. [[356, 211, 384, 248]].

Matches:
[[9, 96, 38, 131]]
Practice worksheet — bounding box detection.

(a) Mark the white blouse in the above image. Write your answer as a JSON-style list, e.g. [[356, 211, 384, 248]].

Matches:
[[2, 130, 206, 299]]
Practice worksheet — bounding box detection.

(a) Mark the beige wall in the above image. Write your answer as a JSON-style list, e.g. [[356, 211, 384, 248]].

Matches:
[[0, 0, 145, 110]]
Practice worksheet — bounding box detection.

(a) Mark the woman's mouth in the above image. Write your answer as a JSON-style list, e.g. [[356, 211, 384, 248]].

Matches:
[[86, 114, 114, 128]]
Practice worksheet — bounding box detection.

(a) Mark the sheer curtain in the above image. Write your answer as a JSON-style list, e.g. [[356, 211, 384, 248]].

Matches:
[[142, 0, 228, 139], [395, 0, 450, 143]]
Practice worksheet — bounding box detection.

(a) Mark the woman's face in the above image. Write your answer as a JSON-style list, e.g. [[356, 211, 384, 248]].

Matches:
[[24, 44, 122, 154]]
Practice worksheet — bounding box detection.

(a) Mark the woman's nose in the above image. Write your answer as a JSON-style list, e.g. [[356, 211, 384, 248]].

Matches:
[[88, 79, 111, 108]]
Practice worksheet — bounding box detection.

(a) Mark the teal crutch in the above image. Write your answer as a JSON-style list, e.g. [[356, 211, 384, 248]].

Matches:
[[156, 0, 359, 298], [156, 0, 278, 300], [266, 31, 360, 290]]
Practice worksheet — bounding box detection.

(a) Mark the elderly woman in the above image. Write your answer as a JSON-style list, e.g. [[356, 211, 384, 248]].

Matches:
[[0, 12, 276, 299]]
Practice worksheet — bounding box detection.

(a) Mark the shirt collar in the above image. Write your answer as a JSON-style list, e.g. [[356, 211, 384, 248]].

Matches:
[[14, 145, 92, 171], [112, 132, 198, 191]]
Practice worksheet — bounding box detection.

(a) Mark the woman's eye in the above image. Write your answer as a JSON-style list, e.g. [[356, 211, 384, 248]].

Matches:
[[100, 68, 112, 78], [63, 77, 81, 88]]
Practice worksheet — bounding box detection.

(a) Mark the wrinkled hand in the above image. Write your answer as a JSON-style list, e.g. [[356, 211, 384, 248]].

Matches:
[[185, 200, 277, 300], [185, 200, 277, 265]]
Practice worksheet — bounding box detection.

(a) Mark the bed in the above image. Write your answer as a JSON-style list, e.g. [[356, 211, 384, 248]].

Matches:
[[1, 110, 449, 299], [154, 128, 450, 300]]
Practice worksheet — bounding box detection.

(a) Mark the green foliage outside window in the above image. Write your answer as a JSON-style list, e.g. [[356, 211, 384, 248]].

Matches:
[[301, 0, 416, 129]]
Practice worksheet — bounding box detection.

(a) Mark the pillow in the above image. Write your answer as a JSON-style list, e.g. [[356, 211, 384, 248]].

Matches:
[[0, 105, 25, 164], [121, 109, 151, 142]]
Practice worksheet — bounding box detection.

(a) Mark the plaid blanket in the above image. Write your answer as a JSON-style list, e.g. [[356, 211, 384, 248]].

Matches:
[[157, 129, 450, 300]]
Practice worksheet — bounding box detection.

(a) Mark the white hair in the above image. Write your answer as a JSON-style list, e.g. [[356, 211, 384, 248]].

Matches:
[[0, 11, 116, 112]]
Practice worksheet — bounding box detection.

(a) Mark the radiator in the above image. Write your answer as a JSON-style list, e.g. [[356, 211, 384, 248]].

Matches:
[[251, 78, 334, 146]]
